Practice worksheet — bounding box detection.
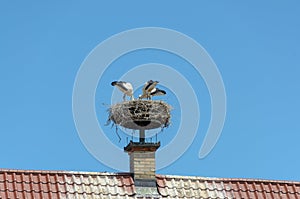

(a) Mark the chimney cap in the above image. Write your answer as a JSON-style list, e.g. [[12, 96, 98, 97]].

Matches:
[[124, 141, 160, 152]]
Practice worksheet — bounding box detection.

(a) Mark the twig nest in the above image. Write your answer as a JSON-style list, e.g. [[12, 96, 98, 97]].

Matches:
[[108, 100, 171, 130]]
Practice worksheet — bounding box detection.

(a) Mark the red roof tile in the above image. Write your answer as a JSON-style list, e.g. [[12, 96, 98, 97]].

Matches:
[[1, 169, 300, 199]]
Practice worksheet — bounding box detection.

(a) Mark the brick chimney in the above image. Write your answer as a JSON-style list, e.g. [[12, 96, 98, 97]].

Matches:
[[124, 141, 160, 187]]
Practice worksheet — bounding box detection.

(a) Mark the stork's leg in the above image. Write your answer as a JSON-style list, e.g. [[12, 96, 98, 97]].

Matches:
[[123, 94, 126, 101]]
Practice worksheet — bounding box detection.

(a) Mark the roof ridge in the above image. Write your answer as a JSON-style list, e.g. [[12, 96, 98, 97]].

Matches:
[[156, 174, 300, 185], [0, 168, 131, 176]]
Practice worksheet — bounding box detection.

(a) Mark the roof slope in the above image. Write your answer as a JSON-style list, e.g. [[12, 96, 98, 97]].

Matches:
[[1, 169, 300, 199], [157, 175, 300, 199], [0, 169, 135, 199]]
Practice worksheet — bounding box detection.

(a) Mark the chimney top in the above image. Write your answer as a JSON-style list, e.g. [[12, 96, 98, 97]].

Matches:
[[124, 141, 160, 152]]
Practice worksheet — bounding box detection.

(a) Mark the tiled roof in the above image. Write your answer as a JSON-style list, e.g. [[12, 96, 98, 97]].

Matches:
[[157, 175, 300, 199], [0, 169, 135, 199], [1, 169, 300, 199]]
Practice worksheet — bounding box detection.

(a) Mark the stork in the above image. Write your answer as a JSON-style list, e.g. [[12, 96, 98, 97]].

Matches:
[[139, 80, 159, 99], [148, 88, 166, 99], [111, 81, 134, 101]]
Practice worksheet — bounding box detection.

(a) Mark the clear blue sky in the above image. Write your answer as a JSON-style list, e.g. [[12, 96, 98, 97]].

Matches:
[[1, 1, 300, 181]]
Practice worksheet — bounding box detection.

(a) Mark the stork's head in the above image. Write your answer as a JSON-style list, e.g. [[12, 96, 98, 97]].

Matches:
[[146, 80, 153, 84], [147, 80, 159, 84]]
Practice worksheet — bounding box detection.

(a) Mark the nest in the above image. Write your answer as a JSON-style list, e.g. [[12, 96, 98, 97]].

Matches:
[[108, 100, 171, 130]]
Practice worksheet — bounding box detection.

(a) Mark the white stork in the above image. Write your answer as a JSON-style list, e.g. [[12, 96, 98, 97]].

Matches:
[[148, 88, 166, 99], [111, 81, 134, 101], [139, 80, 159, 99]]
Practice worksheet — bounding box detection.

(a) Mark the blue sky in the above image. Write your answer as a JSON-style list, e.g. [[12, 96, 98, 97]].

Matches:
[[1, 1, 300, 181]]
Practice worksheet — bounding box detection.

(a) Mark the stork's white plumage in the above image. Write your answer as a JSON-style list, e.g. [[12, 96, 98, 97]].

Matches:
[[149, 88, 166, 98], [111, 81, 134, 101], [139, 80, 159, 99]]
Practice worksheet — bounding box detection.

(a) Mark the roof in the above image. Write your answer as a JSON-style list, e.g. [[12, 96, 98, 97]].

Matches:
[[156, 175, 300, 199], [1, 169, 300, 199]]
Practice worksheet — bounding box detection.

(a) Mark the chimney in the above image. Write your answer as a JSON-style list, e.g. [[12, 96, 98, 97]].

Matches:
[[124, 140, 160, 187]]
